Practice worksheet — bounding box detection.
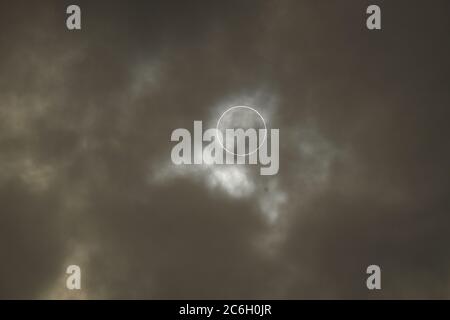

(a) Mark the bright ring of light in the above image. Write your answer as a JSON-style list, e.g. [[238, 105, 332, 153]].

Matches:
[[216, 105, 267, 156]]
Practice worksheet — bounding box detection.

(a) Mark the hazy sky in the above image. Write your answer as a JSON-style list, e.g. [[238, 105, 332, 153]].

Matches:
[[0, 0, 449, 299]]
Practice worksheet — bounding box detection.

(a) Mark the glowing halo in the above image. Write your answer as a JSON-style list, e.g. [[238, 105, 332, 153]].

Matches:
[[216, 105, 267, 156]]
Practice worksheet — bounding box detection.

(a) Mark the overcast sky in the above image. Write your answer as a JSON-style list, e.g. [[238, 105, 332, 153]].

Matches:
[[0, 0, 449, 299]]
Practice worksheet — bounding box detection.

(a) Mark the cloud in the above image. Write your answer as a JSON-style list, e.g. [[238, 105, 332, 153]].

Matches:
[[1, 0, 450, 299]]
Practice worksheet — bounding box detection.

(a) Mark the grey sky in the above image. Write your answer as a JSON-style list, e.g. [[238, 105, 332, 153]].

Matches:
[[0, 0, 449, 299]]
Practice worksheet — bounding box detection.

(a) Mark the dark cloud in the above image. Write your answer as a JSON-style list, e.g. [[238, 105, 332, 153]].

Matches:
[[0, 0, 449, 299]]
